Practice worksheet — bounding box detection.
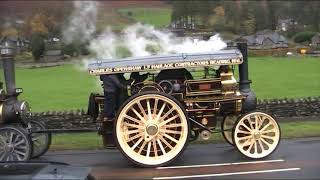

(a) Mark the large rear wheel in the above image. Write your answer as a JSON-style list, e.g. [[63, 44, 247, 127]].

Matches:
[[233, 112, 280, 159], [221, 115, 238, 146], [115, 92, 189, 167], [0, 125, 32, 161]]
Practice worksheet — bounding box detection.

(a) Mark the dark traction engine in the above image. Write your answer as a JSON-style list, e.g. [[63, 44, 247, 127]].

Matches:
[[0, 39, 51, 162]]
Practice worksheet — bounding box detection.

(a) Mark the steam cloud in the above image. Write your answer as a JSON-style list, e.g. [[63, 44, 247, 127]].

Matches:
[[63, 1, 98, 44], [64, 1, 227, 62]]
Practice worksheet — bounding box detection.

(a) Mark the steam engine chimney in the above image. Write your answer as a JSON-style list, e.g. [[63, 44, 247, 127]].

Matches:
[[1, 38, 16, 98], [237, 42, 257, 111]]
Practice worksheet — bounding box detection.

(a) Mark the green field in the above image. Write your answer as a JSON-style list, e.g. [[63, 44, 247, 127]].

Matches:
[[6, 64, 101, 112], [248, 56, 320, 99], [117, 8, 172, 28], [50, 120, 320, 150], [0, 56, 319, 112]]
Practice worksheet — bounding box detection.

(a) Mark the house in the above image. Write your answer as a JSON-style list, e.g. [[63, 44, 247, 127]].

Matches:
[[277, 18, 297, 32], [43, 37, 63, 62], [236, 30, 288, 49], [0, 36, 29, 53], [311, 33, 320, 47]]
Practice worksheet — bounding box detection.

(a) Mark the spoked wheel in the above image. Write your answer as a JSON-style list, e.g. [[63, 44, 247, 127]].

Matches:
[[115, 92, 189, 167], [0, 125, 32, 161], [29, 120, 52, 158], [233, 112, 280, 159], [221, 115, 238, 146]]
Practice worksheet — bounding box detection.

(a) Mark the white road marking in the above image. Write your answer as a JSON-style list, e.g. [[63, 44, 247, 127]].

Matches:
[[153, 167, 301, 180], [157, 159, 284, 169]]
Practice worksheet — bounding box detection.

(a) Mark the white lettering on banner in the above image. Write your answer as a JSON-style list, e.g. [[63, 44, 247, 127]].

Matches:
[[89, 58, 243, 75]]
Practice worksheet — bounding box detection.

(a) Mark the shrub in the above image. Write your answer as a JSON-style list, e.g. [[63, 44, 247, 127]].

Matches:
[[62, 42, 79, 57], [62, 40, 91, 57], [293, 31, 317, 43], [30, 33, 45, 61]]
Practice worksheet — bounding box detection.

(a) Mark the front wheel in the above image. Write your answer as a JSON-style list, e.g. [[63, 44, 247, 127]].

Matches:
[[115, 92, 189, 167], [233, 112, 280, 159]]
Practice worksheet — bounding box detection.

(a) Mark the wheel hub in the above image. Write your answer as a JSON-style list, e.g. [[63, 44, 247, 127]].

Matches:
[[4, 144, 14, 153], [146, 124, 158, 136], [253, 131, 261, 140]]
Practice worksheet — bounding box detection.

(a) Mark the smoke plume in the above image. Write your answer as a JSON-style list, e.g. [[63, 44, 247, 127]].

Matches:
[[63, 1, 98, 44], [64, 1, 227, 62]]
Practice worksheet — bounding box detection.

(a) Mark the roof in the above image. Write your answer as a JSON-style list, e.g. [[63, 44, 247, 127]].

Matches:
[[240, 30, 288, 45], [312, 33, 320, 41], [88, 49, 243, 75]]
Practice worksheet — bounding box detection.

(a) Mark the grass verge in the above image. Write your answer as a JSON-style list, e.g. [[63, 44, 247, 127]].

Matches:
[[50, 120, 320, 151], [117, 8, 172, 28]]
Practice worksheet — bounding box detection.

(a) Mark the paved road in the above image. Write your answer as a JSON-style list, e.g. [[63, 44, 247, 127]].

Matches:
[[39, 137, 320, 179]]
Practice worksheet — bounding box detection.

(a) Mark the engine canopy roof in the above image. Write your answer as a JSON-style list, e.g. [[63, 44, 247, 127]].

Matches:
[[88, 49, 243, 75]]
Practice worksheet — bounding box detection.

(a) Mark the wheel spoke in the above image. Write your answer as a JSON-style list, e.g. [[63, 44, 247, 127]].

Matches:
[[237, 135, 252, 141], [159, 115, 179, 127], [246, 141, 254, 152], [240, 138, 252, 147], [14, 139, 25, 147], [158, 107, 175, 122], [138, 141, 147, 154], [237, 130, 251, 134], [0, 152, 5, 160], [247, 118, 255, 130], [152, 139, 158, 157], [32, 136, 41, 142], [132, 138, 143, 150], [258, 139, 265, 151], [255, 115, 259, 131], [123, 122, 144, 130], [137, 101, 148, 119], [260, 121, 272, 132], [157, 138, 166, 155], [0, 135, 6, 144], [14, 149, 26, 157], [146, 142, 151, 157], [155, 103, 166, 121], [254, 140, 258, 154], [258, 116, 266, 130], [147, 100, 152, 121], [153, 99, 158, 115], [16, 153, 22, 161], [127, 133, 143, 142], [127, 129, 143, 135], [163, 124, 182, 128], [241, 122, 253, 132], [261, 134, 275, 140], [125, 115, 143, 125], [161, 129, 181, 135], [9, 132, 14, 144], [158, 136, 173, 150], [132, 108, 147, 124], [260, 137, 272, 146], [261, 129, 276, 134], [162, 133, 179, 144]]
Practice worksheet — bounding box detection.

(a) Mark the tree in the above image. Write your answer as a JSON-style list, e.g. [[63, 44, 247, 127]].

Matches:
[[1, 27, 18, 37], [243, 11, 256, 35], [30, 33, 45, 61], [29, 13, 49, 35]]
